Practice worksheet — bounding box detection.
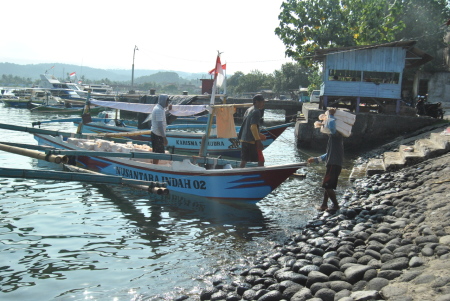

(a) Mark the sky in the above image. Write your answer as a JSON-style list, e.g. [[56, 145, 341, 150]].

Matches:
[[2, 0, 293, 75]]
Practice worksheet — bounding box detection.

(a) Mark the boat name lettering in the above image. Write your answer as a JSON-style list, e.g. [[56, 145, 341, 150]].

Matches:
[[176, 140, 198, 146], [115, 166, 160, 182], [161, 176, 206, 190], [205, 141, 225, 147], [175, 140, 225, 147], [114, 167, 206, 190]]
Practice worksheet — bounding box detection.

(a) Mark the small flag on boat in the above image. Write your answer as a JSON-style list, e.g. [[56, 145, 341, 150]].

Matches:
[[70, 72, 76, 77], [209, 56, 225, 86], [208, 63, 226, 75]]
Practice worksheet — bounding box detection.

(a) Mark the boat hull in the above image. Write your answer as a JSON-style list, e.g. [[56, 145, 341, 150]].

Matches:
[[34, 134, 302, 200], [1, 98, 31, 108]]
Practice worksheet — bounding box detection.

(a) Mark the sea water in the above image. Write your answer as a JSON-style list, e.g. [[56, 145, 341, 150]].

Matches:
[[0, 106, 352, 300]]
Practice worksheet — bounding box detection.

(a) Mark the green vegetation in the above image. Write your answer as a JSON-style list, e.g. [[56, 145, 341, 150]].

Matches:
[[275, 0, 450, 72], [1, 74, 37, 87]]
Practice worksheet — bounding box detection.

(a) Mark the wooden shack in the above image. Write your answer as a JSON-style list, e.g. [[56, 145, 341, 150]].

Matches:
[[313, 40, 432, 115]]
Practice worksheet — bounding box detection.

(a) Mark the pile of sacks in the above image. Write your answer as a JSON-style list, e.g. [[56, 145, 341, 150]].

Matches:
[[67, 138, 152, 153], [66, 138, 170, 164], [314, 109, 356, 137]]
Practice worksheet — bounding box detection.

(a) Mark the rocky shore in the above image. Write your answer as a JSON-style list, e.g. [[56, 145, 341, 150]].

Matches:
[[188, 125, 450, 301]]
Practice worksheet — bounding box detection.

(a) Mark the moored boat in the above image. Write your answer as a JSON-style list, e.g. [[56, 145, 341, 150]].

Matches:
[[1, 95, 30, 108], [32, 133, 304, 200], [75, 119, 292, 157]]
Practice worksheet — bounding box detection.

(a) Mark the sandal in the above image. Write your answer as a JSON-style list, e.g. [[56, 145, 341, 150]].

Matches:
[[316, 206, 328, 212], [326, 206, 340, 213]]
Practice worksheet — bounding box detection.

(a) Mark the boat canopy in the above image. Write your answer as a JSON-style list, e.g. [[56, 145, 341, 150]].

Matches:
[[90, 99, 208, 117]]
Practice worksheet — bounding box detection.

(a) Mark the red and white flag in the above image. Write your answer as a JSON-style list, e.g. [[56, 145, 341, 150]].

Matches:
[[69, 72, 76, 77], [209, 56, 225, 86]]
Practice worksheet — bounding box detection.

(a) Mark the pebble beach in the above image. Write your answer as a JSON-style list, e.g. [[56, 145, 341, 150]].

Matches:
[[187, 124, 450, 301]]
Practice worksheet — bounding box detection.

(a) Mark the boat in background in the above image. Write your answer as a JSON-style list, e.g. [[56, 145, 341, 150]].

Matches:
[[39, 74, 114, 100], [1, 95, 28, 108], [38, 74, 87, 100], [26, 89, 106, 114], [81, 83, 113, 95], [1, 88, 53, 108], [74, 119, 293, 158]]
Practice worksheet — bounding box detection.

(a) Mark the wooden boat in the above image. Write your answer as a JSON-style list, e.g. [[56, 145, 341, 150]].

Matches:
[[73, 120, 292, 158], [1, 88, 68, 108], [31, 133, 304, 200], [1, 95, 30, 108], [28, 94, 106, 114]]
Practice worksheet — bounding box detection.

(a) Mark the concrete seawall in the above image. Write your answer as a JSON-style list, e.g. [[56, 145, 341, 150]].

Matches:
[[295, 104, 439, 151]]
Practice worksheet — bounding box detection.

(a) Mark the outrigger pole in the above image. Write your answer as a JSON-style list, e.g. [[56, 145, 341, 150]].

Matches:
[[0, 143, 67, 164], [0, 140, 169, 193], [0, 167, 168, 194]]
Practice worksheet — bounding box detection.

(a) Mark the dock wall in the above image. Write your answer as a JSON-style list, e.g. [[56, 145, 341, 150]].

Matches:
[[295, 104, 438, 151]]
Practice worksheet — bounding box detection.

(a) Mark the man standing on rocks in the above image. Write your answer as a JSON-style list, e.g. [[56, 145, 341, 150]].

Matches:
[[308, 108, 344, 212]]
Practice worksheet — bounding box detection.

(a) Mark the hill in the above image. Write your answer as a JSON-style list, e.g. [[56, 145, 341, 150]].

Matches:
[[0, 62, 207, 83]]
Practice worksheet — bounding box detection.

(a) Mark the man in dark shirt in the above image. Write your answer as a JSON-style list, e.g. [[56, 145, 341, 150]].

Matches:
[[308, 108, 344, 212], [238, 94, 265, 168]]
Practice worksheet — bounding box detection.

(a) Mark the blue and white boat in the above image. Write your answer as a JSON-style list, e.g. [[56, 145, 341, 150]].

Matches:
[[75, 119, 292, 158], [33, 133, 304, 200]]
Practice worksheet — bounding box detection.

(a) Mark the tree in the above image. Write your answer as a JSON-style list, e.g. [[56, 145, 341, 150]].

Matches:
[[273, 62, 311, 93], [233, 70, 274, 95], [395, 0, 450, 71], [226, 70, 272, 95], [226, 71, 244, 95], [275, 0, 405, 65]]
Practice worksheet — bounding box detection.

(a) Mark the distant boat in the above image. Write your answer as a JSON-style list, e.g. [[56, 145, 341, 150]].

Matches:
[[81, 83, 114, 95], [39, 74, 114, 100], [1, 95, 29, 108], [1, 88, 52, 108]]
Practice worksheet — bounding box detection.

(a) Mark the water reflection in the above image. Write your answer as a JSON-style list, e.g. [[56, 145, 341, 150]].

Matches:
[[98, 185, 267, 241]]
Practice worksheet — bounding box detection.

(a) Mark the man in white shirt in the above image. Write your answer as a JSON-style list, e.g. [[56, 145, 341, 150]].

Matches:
[[151, 94, 171, 164]]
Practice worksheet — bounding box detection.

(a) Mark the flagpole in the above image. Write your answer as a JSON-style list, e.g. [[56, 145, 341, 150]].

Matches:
[[199, 52, 221, 157], [222, 65, 227, 104]]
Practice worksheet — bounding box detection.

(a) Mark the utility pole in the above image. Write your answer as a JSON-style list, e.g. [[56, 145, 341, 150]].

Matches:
[[131, 45, 139, 90]]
